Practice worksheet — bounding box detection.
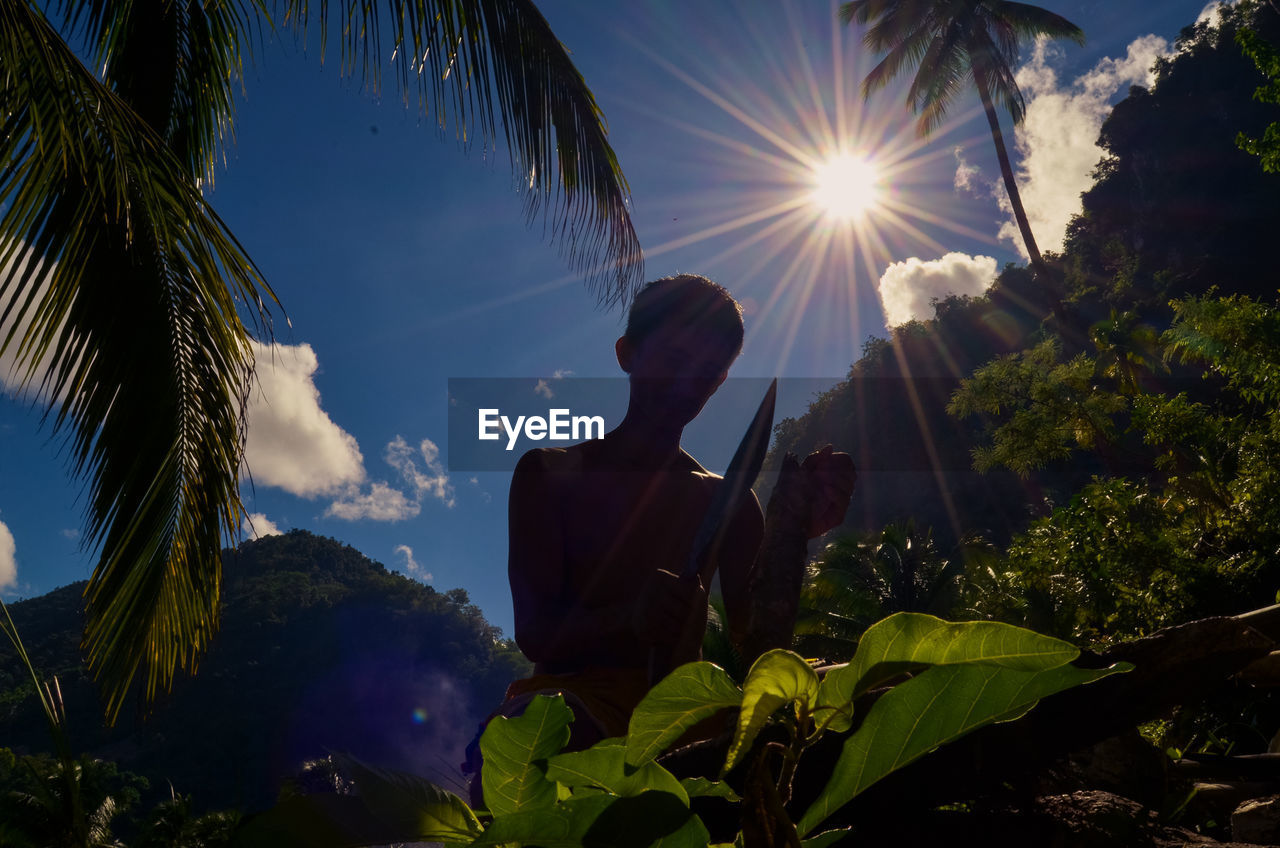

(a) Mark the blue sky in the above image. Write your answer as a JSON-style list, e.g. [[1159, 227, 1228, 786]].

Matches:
[[0, 0, 1224, 636]]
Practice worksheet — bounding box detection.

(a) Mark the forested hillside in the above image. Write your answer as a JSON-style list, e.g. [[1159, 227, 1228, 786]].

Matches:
[[0, 530, 529, 813]]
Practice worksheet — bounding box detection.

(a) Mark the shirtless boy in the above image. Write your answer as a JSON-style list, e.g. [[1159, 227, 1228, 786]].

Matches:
[[499, 274, 855, 751]]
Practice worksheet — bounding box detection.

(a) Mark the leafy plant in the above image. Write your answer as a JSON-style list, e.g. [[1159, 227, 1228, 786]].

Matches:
[[0, 600, 144, 848], [233, 613, 1128, 846]]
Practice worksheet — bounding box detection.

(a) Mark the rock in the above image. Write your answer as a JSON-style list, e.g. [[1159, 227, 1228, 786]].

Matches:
[[1035, 730, 1170, 808], [1233, 795, 1280, 844]]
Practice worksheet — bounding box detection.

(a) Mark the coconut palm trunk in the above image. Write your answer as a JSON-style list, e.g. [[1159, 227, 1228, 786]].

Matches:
[[841, 0, 1083, 308], [973, 63, 1045, 276]]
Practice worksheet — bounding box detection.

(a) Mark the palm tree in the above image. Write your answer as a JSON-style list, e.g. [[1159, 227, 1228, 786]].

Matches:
[[1, 0, 642, 721], [1089, 309, 1165, 395], [794, 521, 965, 661], [840, 0, 1084, 276]]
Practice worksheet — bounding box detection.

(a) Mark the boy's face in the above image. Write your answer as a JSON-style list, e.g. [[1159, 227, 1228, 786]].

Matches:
[[618, 322, 738, 430]]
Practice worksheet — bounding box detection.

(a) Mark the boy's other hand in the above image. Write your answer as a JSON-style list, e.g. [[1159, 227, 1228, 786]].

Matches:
[[632, 568, 707, 648]]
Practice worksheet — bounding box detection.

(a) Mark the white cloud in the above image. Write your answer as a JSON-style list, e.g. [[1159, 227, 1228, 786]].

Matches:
[[533, 370, 573, 400], [1196, 1, 1231, 28], [60, 528, 79, 541], [994, 34, 1170, 258], [0, 520, 16, 591], [326, 481, 420, 521], [953, 147, 983, 193], [878, 253, 999, 326], [393, 544, 432, 582], [244, 340, 366, 498], [386, 437, 455, 508], [242, 340, 453, 522], [0, 251, 73, 403], [324, 435, 454, 521], [246, 512, 282, 539]]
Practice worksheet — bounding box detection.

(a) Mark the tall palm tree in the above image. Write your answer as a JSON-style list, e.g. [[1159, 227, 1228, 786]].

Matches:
[[1, 0, 642, 721], [840, 0, 1083, 276]]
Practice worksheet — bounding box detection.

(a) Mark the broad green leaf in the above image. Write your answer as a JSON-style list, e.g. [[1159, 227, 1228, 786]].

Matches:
[[336, 753, 482, 843], [547, 744, 688, 803], [680, 776, 741, 802], [801, 829, 853, 848], [798, 661, 1130, 836], [625, 662, 742, 768], [724, 650, 819, 774], [481, 694, 574, 816], [472, 791, 694, 848], [816, 614, 1080, 732]]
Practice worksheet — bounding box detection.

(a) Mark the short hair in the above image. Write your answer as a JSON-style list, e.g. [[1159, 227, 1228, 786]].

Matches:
[[624, 274, 744, 357]]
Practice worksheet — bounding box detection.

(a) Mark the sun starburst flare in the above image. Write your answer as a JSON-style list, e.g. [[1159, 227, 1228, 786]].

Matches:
[[809, 152, 885, 221]]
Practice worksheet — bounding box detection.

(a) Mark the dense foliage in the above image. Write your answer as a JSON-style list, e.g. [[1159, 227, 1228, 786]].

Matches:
[[0, 531, 529, 814], [235, 615, 1126, 847]]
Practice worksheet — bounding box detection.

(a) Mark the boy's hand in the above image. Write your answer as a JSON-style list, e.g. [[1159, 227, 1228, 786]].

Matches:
[[800, 445, 856, 538], [633, 568, 707, 648], [768, 445, 856, 540]]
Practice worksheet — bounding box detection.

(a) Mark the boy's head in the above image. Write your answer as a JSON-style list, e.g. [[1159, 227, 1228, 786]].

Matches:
[[623, 274, 744, 361], [616, 274, 744, 428]]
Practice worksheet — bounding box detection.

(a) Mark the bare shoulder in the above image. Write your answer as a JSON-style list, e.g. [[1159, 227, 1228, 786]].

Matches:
[[514, 444, 587, 476]]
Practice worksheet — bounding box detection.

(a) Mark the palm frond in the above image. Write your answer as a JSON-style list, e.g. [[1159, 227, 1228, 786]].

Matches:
[[276, 0, 643, 303], [997, 1, 1085, 46], [1, 0, 274, 722], [971, 32, 1026, 124], [860, 22, 935, 97], [55, 0, 266, 187], [909, 20, 970, 135]]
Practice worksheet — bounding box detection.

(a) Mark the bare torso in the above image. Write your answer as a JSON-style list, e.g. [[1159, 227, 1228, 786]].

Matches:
[[509, 436, 761, 675]]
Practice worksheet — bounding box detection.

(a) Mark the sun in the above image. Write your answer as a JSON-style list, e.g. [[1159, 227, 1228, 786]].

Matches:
[[809, 153, 885, 221]]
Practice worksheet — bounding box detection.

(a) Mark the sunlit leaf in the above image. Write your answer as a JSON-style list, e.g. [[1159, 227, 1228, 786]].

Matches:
[[815, 613, 1079, 731], [546, 743, 688, 803], [625, 662, 742, 768], [723, 650, 818, 774], [680, 777, 740, 802], [480, 694, 573, 816], [798, 661, 1130, 836]]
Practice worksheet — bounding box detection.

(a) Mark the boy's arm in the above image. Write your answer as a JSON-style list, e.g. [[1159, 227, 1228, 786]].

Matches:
[[725, 448, 856, 666]]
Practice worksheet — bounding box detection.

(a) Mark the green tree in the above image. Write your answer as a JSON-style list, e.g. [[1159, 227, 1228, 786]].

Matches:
[[1, 0, 640, 721], [1237, 2, 1280, 171], [960, 295, 1280, 643], [840, 0, 1083, 276]]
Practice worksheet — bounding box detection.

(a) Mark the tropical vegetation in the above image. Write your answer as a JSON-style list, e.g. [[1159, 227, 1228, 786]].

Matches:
[[234, 614, 1126, 847], [0, 0, 641, 722]]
